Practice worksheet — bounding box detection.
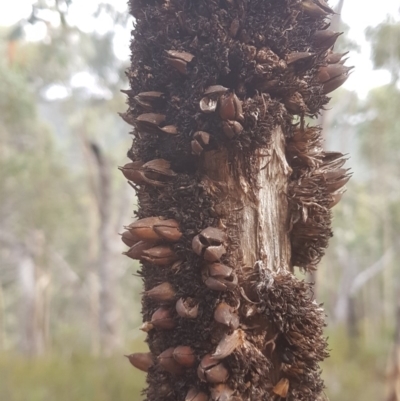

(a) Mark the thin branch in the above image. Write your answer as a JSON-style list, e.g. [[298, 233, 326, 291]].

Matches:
[[349, 248, 393, 296]]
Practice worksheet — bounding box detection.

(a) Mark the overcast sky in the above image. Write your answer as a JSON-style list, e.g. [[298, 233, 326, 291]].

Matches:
[[0, 0, 399, 98]]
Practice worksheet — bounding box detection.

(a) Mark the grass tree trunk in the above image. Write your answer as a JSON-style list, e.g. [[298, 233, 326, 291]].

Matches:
[[120, 1, 350, 400]]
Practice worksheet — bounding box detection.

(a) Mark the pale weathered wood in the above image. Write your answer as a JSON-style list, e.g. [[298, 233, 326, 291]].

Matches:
[[202, 126, 292, 272]]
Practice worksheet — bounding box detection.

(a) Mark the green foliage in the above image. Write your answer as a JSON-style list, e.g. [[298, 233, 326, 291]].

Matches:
[[0, 61, 36, 130], [366, 20, 400, 82], [0, 352, 146, 401], [358, 84, 400, 168], [322, 328, 390, 401]]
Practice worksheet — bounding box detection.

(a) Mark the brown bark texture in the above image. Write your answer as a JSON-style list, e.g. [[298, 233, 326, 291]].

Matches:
[[120, 0, 350, 400]]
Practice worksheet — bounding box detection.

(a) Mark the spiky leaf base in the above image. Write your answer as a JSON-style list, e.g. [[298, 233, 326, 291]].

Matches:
[[121, 0, 350, 400]]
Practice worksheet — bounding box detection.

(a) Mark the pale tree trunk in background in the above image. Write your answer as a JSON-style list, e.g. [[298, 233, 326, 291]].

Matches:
[[387, 297, 400, 401], [79, 131, 121, 355], [17, 235, 49, 356], [77, 128, 101, 355], [90, 143, 121, 355], [0, 284, 4, 350], [382, 169, 394, 332], [18, 252, 36, 355]]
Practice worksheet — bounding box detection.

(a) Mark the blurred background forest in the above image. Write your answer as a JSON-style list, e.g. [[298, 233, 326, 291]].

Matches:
[[0, 0, 400, 400]]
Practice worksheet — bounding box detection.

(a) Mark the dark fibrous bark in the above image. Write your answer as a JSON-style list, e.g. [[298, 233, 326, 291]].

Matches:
[[121, 1, 350, 400]]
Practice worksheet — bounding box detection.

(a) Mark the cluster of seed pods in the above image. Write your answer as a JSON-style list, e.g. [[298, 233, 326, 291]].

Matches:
[[122, 215, 241, 398], [120, 0, 350, 400]]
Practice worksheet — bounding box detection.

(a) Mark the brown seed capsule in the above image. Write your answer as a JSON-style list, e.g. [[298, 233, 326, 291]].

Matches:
[[120, 230, 139, 247], [218, 92, 244, 122], [154, 227, 182, 243], [325, 175, 351, 193], [204, 246, 227, 263], [139, 322, 154, 332], [142, 159, 177, 183], [173, 346, 196, 367], [286, 51, 315, 65], [166, 50, 194, 63], [158, 125, 178, 135], [315, 0, 335, 13], [214, 302, 240, 329], [200, 86, 228, 114], [300, 0, 329, 18], [142, 245, 179, 266], [198, 354, 229, 384], [326, 50, 349, 64], [192, 235, 205, 256], [158, 348, 183, 374], [191, 140, 204, 156], [317, 64, 354, 83], [128, 217, 182, 242], [192, 227, 227, 261], [144, 159, 174, 175], [194, 131, 210, 146], [119, 161, 145, 183], [204, 85, 229, 96], [153, 219, 182, 241], [201, 227, 228, 243], [135, 91, 164, 100], [313, 30, 343, 51], [317, 67, 333, 83], [203, 264, 238, 291], [166, 60, 186, 74], [222, 120, 243, 139], [323, 168, 348, 181], [212, 330, 243, 360], [120, 88, 134, 96], [124, 241, 156, 260], [273, 378, 290, 398], [176, 298, 199, 319], [119, 112, 136, 126], [211, 384, 235, 401], [204, 276, 231, 291], [186, 388, 209, 401], [322, 72, 351, 94], [208, 263, 233, 278], [125, 353, 154, 372], [285, 92, 308, 115], [136, 113, 166, 132], [191, 131, 211, 155], [151, 307, 176, 330], [165, 50, 195, 75], [133, 91, 165, 110], [128, 217, 164, 241], [322, 151, 346, 163], [144, 282, 176, 302], [120, 159, 177, 187]]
